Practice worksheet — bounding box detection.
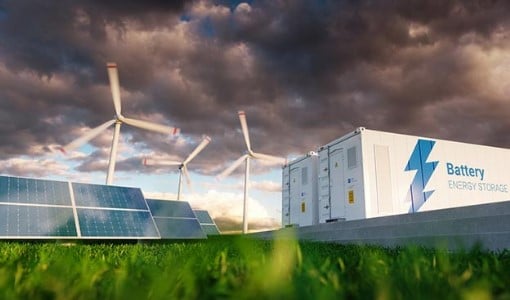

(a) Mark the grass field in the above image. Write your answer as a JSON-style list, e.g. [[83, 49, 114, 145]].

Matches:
[[1, 234, 509, 299]]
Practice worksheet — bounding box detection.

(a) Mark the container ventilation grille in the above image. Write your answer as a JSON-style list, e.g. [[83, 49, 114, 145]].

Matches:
[[347, 146, 357, 169]]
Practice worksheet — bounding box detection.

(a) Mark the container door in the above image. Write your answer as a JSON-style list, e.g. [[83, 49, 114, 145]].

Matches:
[[289, 167, 302, 225], [282, 167, 290, 226], [329, 149, 346, 220], [318, 151, 331, 223]]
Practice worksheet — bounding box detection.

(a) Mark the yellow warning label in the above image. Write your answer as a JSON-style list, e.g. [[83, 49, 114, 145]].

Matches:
[[348, 190, 354, 204], [301, 202, 306, 212]]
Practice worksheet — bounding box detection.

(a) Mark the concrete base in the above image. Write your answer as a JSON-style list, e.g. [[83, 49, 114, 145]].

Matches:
[[252, 201, 510, 251]]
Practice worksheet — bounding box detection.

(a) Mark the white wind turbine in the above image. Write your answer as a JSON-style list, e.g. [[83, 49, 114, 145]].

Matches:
[[217, 111, 286, 234], [143, 135, 211, 201], [60, 63, 180, 185]]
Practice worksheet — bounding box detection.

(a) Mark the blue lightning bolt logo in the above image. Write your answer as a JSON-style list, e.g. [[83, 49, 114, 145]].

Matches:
[[405, 139, 438, 212]]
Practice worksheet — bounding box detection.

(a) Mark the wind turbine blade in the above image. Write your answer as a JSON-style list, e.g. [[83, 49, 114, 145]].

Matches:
[[217, 154, 248, 180], [106, 63, 122, 117], [182, 165, 191, 187], [238, 111, 252, 152], [143, 158, 182, 166], [251, 152, 287, 165], [61, 119, 116, 152], [183, 135, 211, 165], [122, 117, 180, 135]]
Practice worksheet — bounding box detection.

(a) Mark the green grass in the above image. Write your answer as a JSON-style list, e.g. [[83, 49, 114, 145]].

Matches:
[[1, 234, 510, 299]]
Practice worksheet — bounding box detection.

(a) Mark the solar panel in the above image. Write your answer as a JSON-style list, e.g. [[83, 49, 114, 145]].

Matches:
[[153, 218, 206, 239], [147, 199, 196, 218], [77, 209, 159, 238], [0, 176, 71, 206], [146, 199, 207, 239], [201, 224, 221, 235], [193, 209, 221, 235], [72, 183, 159, 239], [193, 209, 214, 224], [0, 175, 210, 240], [72, 183, 147, 210], [0, 205, 77, 237]]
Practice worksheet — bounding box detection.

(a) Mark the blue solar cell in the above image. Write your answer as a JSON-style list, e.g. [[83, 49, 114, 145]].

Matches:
[[153, 217, 206, 239], [193, 209, 215, 224], [0, 204, 77, 237], [77, 209, 159, 238], [0, 176, 71, 206], [201, 224, 221, 235], [146, 199, 196, 218], [72, 183, 147, 210], [0, 176, 8, 203]]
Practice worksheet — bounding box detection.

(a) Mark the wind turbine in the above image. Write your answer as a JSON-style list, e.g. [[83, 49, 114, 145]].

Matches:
[[60, 63, 180, 185], [143, 135, 211, 201], [217, 111, 286, 234]]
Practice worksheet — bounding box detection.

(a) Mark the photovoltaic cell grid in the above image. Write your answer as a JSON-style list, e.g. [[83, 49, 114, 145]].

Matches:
[[0, 175, 210, 240], [0, 205, 76, 237], [146, 199, 207, 239], [72, 183, 158, 239], [72, 183, 147, 210], [193, 209, 221, 235], [0, 176, 71, 206], [77, 209, 158, 237], [193, 209, 214, 224], [0, 175, 159, 239], [147, 199, 196, 218], [0, 176, 76, 237], [153, 218, 206, 239]]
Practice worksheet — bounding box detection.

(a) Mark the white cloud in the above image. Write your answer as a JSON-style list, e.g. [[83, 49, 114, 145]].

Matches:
[[202, 178, 281, 193], [190, 1, 230, 19], [0, 157, 69, 178], [250, 180, 281, 192]]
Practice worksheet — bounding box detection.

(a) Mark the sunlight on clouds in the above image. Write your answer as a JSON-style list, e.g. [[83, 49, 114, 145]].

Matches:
[[225, 42, 255, 78], [0, 157, 69, 178], [203, 178, 281, 193], [461, 42, 510, 101], [190, 1, 230, 19], [143, 189, 280, 230], [235, 3, 252, 14], [408, 22, 430, 38]]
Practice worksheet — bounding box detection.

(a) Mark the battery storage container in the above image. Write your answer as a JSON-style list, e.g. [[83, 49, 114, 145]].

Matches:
[[285, 127, 510, 224], [282, 152, 319, 227]]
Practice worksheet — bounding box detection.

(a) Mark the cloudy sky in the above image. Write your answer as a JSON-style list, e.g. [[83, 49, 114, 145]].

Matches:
[[1, 0, 509, 232]]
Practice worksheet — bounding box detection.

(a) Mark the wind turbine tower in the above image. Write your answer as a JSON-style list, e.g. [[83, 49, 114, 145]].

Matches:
[[217, 111, 286, 233]]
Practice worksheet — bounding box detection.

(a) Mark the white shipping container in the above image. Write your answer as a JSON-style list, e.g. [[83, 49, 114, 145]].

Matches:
[[282, 152, 319, 227], [313, 127, 510, 223]]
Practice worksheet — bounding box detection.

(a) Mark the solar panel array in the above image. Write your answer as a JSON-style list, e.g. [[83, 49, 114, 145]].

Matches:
[[193, 209, 221, 235], [0, 176, 77, 238], [0, 175, 208, 240], [146, 199, 206, 239]]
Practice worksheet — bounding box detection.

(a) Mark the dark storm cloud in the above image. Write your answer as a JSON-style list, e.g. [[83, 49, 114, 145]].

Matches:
[[0, 0, 189, 74], [1, 0, 510, 177], [212, 0, 510, 148]]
